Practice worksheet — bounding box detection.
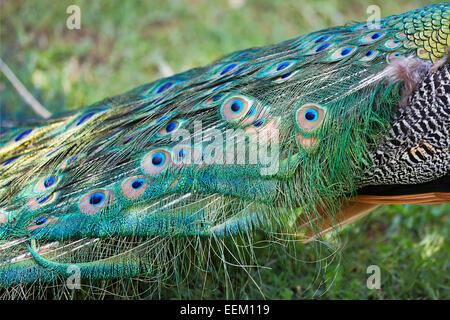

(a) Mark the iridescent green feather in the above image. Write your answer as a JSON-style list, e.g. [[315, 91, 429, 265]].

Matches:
[[0, 2, 448, 290]]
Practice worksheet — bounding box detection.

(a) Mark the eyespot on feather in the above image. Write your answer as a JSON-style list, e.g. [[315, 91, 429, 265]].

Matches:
[[360, 31, 386, 44], [295, 104, 326, 132], [387, 50, 404, 63], [34, 175, 58, 193], [220, 95, 253, 123], [142, 149, 171, 175], [148, 79, 180, 96], [359, 49, 379, 62], [257, 60, 296, 78], [215, 62, 242, 77], [294, 34, 334, 50], [274, 70, 297, 82], [121, 175, 148, 199], [384, 39, 402, 49], [79, 189, 115, 215], [328, 46, 357, 61], [27, 215, 60, 231], [203, 93, 226, 106], [27, 193, 55, 210], [233, 65, 252, 75], [312, 34, 333, 44], [194, 93, 227, 111], [304, 42, 334, 55], [158, 120, 181, 136]]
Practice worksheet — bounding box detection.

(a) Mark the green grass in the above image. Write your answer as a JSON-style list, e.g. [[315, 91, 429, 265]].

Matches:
[[0, 0, 448, 299]]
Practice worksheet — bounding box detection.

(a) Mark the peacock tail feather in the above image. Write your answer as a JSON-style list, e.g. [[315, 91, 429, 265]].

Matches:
[[0, 2, 449, 296]]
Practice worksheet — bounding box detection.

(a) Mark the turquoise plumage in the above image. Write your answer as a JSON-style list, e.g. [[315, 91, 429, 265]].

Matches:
[[0, 2, 449, 297]]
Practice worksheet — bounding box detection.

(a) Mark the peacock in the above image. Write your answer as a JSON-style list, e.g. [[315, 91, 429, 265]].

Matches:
[[0, 2, 449, 298]]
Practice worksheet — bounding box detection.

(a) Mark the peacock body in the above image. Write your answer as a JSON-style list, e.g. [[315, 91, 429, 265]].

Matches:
[[0, 2, 449, 295]]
